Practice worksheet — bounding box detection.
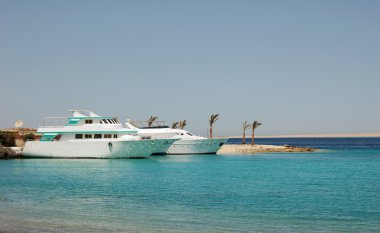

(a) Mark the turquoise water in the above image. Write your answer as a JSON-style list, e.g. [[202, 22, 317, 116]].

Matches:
[[1, 139, 380, 232]]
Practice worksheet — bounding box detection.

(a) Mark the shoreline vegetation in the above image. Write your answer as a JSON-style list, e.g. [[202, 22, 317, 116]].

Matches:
[[218, 144, 315, 154]]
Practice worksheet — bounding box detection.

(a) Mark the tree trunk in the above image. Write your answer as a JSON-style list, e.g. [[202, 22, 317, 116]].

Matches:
[[210, 127, 213, 138], [251, 131, 255, 145], [242, 131, 246, 144]]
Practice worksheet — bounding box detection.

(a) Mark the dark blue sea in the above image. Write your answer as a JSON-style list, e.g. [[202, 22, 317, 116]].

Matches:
[[227, 137, 380, 150], [1, 138, 379, 232]]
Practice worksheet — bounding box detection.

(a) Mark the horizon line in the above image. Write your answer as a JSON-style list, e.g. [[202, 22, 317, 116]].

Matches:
[[223, 133, 380, 138]]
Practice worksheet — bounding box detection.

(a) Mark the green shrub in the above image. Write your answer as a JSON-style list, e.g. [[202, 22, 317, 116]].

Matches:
[[24, 133, 35, 141], [0, 132, 16, 147]]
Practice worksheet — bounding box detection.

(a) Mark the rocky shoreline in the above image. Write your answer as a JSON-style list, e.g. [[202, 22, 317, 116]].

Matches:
[[217, 144, 315, 154], [0, 146, 22, 159]]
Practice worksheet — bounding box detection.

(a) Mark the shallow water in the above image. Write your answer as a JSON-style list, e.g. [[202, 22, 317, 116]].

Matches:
[[1, 138, 380, 232]]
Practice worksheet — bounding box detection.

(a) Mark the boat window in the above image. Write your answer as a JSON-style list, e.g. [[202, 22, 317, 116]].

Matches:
[[85, 134, 92, 139], [113, 134, 118, 138], [75, 134, 83, 139], [104, 134, 112, 138], [114, 119, 119, 124], [187, 133, 192, 136], [85, 119, 93, 124], [107, 119, 112, 124], [94, 134, 102, 139], [111, 119, 116, 124]]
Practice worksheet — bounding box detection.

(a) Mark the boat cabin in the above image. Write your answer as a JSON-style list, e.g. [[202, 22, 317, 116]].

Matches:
[[37, 110, 136, 142]]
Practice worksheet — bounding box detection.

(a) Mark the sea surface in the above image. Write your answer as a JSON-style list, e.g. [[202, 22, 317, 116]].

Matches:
[[1, 138, 379, 233]]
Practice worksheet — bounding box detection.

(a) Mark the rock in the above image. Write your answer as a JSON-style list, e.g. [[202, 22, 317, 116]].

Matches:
[[0, 146, 23, 159]]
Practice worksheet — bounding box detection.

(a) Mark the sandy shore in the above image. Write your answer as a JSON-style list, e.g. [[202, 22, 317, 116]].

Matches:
[[218, 144, 315, 154]]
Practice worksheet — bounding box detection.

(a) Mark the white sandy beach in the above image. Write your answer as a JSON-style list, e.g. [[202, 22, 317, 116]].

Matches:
[[217, 144, 315, 154]]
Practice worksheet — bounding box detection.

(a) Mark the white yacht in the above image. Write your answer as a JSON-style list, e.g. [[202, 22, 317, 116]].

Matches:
[[23, 110, 178, 158], [125, 120, 228, 155]]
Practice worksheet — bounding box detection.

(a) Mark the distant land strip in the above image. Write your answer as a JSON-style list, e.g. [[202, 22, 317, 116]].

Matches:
[[224, 133, 380, 138]]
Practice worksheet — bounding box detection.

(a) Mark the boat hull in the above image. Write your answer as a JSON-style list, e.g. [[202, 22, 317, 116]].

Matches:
[[23, 139, 176, 158], [162, 138, 228, 155]]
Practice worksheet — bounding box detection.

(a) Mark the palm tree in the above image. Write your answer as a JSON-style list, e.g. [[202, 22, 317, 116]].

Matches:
[[179, 120, 187, 129], [251, 121, 262, 145], [209, 114, 219, 138], [147, 116, 158, 127], [242, 121, 251, 144], [171, 122, 179, 129]]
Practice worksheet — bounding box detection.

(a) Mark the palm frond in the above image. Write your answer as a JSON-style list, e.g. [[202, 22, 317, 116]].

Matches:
[[243, 121, 251, 130], [252, 121, 262, 130], [209, 114, 219, 127], [179, 120, 187, 129], [171, 122, 179, 129], [147, 116, 158, 127]]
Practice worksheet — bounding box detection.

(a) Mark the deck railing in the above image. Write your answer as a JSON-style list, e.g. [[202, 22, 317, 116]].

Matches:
[[129, 121, 168, 129], [39, 117, 70, 128]]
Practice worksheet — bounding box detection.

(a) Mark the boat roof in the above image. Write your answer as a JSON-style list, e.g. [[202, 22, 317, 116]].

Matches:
[[39, 110, 121, 128], [69, 110, 102, 118]]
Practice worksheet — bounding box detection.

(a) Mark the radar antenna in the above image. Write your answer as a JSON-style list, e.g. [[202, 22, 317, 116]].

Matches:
[[15, 120, 23, 129]]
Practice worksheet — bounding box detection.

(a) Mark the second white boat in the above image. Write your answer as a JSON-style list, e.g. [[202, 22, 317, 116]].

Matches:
[[126, 120, 228, 155]]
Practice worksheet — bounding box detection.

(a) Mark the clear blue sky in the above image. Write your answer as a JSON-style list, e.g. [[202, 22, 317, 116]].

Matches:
[[1, 0, 379, 136]]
